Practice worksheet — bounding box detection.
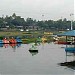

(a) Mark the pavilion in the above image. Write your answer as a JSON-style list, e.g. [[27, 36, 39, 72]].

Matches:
[[58, 30, 75, 53]]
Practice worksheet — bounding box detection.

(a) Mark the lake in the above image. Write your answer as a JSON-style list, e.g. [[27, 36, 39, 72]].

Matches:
[[0, 42, 74, 75]]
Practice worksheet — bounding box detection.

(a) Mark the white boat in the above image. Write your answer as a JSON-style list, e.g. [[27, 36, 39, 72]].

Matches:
[[29, 43, 38, 52]]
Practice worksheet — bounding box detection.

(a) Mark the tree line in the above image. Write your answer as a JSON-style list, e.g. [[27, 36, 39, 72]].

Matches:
[[0, 13, 75, 31]]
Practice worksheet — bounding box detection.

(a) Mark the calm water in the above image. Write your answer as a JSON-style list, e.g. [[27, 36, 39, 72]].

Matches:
[[0, 43, 74, 75]]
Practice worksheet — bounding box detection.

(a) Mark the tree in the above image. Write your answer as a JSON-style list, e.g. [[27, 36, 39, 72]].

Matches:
[[26, 18, 34, 25], [12, 13, 16, 19]]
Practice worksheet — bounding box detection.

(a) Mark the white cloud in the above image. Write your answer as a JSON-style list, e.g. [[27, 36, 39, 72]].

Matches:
[[0, 0, 74, 20]]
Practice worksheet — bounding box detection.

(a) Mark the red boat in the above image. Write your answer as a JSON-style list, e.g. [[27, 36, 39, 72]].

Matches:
[[57, 41, 71, 45], [9, 37, 17, 44]]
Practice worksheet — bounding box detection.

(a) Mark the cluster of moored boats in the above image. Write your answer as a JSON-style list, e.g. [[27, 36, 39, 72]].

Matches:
[[0, 37, 22, 44]]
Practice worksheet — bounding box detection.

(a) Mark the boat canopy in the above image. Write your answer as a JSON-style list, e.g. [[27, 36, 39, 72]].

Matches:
[[57, 30, 75, 37]]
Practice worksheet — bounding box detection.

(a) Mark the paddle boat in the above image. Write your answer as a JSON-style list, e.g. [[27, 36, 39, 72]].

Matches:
[[29, 50, 38, 56], [37, 37, 42, 42], [3, 38, 9, 44], [9, 37, 17, 44], [0, 40, 3, 44], [29, 43, 38, 52], [0, 40, 3, 47], [41, 37, 47, 43], [29, 49, 38, 52], [16, 37, 22, 43], [57, 41, 71, 45]]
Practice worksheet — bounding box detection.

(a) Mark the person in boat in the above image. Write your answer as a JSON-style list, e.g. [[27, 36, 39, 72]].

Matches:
[[41, 36, 47, 43], [3, 37, 9, 44], [29, 43, 37, 50], [9, 37, 17, 44], [16, 37, 22, 43]]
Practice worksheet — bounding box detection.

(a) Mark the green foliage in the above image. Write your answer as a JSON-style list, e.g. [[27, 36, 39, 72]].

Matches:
[[0, 13, 74, 31], [0, 36, 3, 40]]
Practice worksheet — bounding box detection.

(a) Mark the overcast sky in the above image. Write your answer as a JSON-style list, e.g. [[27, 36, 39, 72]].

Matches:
[[0, 0, 74, 20]]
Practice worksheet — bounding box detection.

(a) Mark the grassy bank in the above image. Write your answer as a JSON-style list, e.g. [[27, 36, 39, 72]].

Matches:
[[0, 31, 54, 43]]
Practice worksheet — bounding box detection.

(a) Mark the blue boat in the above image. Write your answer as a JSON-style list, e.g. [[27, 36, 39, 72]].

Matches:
[[65, 47, 75, 53], [0, 40, 3, 44], [16, 37, 22, 43], [0, 40, 3, 47]]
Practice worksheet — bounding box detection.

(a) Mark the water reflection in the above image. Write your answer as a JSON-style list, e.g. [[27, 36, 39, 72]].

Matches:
[[17, 43, 21, 47], [0, 43, 3, 47], [9, 44, 17, 52], [0, 43, 21, 49], [0, 42, 74, 74], [9, 43, 16, 48], [4, 44, 9, 48], [59, 52, 75, 70], [59, 60, 75, 70]]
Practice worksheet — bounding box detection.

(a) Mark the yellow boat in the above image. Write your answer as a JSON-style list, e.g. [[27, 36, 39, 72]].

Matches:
[[41, 37, 47, 43]]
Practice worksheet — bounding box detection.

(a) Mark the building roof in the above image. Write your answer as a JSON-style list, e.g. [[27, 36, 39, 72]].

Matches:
[[57, 30, 75, 36]]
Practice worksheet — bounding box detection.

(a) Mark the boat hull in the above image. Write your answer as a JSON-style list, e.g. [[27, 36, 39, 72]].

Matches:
[[29, 50, 38, 52]]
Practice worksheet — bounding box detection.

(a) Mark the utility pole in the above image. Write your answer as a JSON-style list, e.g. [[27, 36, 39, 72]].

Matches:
[[70, 13, 74, 30], [42, 14, 44, 22]]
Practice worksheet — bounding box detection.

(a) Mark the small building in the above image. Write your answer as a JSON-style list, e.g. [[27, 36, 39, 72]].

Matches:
[[25, 25, 39, 30]]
